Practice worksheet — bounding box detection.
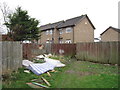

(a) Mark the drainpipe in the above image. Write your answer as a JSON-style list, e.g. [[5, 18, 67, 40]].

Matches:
[[52, 29, 54, 44], [73, 27, 74, 43]]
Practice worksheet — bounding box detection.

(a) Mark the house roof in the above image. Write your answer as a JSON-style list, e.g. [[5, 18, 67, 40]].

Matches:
[[40, 14, 95, 31], [100, 26, 120, 35], [40, 21, 64, 31], [57, 15, 85, 29]]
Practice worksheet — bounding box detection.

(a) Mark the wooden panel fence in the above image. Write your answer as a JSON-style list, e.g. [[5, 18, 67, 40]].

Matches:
[[23, 43, 46, 60], [0, 35, 1, 87], [76, 42, 119, 65], [22, 42, 119, 65], [2, 41, 23, 74], [51, 44, 76, 56]]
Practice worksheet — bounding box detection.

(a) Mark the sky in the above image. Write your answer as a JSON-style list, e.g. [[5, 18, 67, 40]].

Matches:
[[0, 0, 119, 38]]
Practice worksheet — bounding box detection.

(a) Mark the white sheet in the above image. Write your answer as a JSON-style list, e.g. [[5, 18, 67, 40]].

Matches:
[[22, 60, 34, 67], [22, 58, 65, 75]]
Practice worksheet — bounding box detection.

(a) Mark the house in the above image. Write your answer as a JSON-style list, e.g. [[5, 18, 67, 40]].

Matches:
[[39, 21, 64, 43], [100, 26, 120, 42], [94, 38, 100, 42], [39, 14, 95, 44], [0, 34, 13, 41]]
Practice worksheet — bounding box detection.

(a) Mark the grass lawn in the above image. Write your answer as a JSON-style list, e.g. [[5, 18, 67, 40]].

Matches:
[[2, 58, 119, 88]]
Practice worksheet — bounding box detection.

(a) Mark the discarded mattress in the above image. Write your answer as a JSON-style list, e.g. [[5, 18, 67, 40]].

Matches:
[[22, 58, 65, 75], [36, 55, 45, 59], [36, 54, 53, 59], [44, 58, 65, 67], [27, 63, 55, 75], [22, 60, 34, 67]]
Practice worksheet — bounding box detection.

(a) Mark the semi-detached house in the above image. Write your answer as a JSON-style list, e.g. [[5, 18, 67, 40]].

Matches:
[[100, 26, 120, 42], [39, 14, 95, 44]]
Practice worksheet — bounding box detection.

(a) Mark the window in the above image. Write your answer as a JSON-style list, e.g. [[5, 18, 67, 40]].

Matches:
[[65, 39, 72, 43], [50, 30, 53, 34], [59, 40, 64, 44], [85, 22, 87, 24], [46, 41, 49, 43], [59, 29, 63, 34], [66, 27, 72, 33], [46, 30, 49, 35]]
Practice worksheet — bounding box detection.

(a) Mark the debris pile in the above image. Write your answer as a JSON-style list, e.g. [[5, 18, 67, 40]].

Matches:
[[22, 54, 65, 88]]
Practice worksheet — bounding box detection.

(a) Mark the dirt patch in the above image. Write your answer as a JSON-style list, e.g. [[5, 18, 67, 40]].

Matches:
[[65, 70, 75, 74], [65, 70, 96, 76]]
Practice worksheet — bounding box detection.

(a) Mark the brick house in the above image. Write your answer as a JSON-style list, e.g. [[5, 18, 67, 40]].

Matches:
[[39, 14, 95, 44], [0, 34, 13, 41], [100, 26, 120, 42]]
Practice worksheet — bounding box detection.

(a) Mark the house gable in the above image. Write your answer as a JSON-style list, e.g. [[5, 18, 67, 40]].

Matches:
[[100, 27, 120, 41], [75, 15, 95, 30], [100, 26, 120, 35], [74, 15, 95, 43]]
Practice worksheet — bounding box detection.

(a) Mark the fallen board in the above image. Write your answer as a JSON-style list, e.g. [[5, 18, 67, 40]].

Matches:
[[26, 83, 42, 88], [32, 82, 49, 88], [41, 77, 51, 86], [47, 72, 51, 77]]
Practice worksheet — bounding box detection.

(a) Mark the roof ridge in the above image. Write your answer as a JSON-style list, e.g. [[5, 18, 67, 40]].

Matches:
[[65, 15, 86, 21], [110, 26, 120, 30], [100, 26, 120, 35], [41, 20, 64, 27]]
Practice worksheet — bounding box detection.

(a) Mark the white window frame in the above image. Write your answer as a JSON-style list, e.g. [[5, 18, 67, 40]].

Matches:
[[65, 39, 72, 43], [59, 29, 63, 34], [46, 30, 49, 35], [46, 41, 49, 43], [49, 29, 53, 35], [66, 27, 72, 33], [59, 40, 64, 44]]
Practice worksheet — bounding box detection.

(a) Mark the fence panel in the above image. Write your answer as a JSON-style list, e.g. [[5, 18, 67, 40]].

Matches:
[[76, 42, 119, 64], [23, 43, 46, 60], [51, 44, 76, 56], [2, 41, 22, 74]]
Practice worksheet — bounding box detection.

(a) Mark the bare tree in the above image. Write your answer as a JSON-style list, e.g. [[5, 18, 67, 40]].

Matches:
[[0, 2, 12, 33]]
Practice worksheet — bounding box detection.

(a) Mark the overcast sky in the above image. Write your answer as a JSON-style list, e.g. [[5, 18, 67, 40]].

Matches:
[[0, 0, 119, 38]]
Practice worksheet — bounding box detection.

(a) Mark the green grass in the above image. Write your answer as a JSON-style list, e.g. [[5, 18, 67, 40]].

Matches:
[[2, 59, 119, 88], [50, 61, 119, 88]]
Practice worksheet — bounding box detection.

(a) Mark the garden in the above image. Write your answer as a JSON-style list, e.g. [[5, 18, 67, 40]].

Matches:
[[2, 55, 119, 88]]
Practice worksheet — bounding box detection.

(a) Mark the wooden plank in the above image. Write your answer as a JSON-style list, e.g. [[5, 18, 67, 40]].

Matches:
[[47, 72, 51, 77], [32, 82, 49, 88], [26, 83, 42, 88], [41, 77, 51, 86]]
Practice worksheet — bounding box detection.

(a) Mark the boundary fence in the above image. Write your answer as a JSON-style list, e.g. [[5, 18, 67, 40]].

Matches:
[[2, 41, 22, 74]]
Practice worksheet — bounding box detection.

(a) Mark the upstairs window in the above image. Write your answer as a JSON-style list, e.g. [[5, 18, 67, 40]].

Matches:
[[66, 27, 72, 33], [59, 29, 63, 34], [46, 30, 49, 35], [50, 30, 53, 35]]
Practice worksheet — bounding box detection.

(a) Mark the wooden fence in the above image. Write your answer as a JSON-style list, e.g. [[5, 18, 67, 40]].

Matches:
[[2, 41, 23, 74], [0, 41, 2, 76], [76, 42, 119, 64], [23, 43, 46, 60], [51, 44, 76, 56], [22, 42, 119, 65]]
